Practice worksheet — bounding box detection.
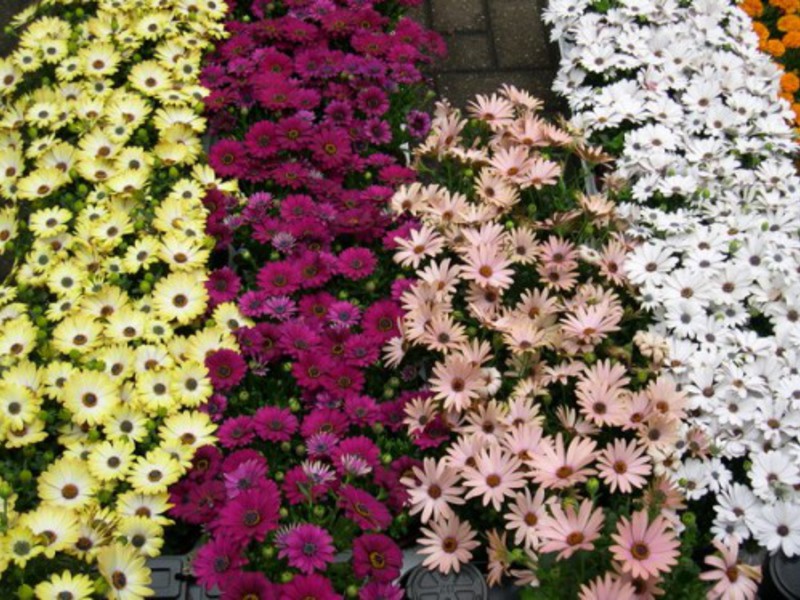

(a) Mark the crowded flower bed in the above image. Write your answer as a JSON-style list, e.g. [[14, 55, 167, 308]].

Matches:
[[546, 0, 800, 585], [1, 0, 798, 598], [0, 0, 233, 598]]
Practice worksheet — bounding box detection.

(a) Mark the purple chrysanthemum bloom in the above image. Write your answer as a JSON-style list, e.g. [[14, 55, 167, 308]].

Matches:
[[364, 118, 392, 145], [272, 231, 297, 253], [206, 267, 241, 306], [353, 534, 404, 583], [200, 393, 228, 423], [239, 290, 270, 317], [359, 581, 404, 600], [220, 571, 278, 600], [327, 300, 361, 328], [306, 432, 340, 458], [205, 349, 247, 390], [280, 573, 340, 600], [192, 535, 247, 590], [277, 524, 335, 574], [262, 295, 298, 321], [223, 458, 269, 499], [406, 109, 431, 139]]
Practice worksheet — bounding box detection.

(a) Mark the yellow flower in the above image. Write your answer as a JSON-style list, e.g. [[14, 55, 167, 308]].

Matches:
[[23, 505, 80, 558], [0, 382, 38, 430], [122, 236, 161, 273], [118, 516, 164, 557], [16, 167, 69, 200], [30, 206, 73, 237], [52, 314, 104, 355], [94, 345, 136, 381], [160, 411, 216, 449], [39, 38, 69, 64], [115, 491, 172, 526], [105, 306, 147, 343], [42, 361, 77, 400], [129, 61, 172, 96], [158, 232, 210, 271], [0, 58, 21, 95], [79, 285, 131, 320], [152, 270, 209, 325], [97, 543, 155, 600], [13, 46, 42, 73], [127, 449, 182, 495], [88, 438, 135, 482], [79, 43, 121, 78], [38, 457, 98, 509], [135, 369, 177, 413], [6, 525, 43, 567], [170, 362, 212, 407], [0, 148, 24, 184], [0, 315, 38, 360], [4, 417, 48, 447], [104, 408, 149, 444], [35, 570, 95, 600], [46, 262, 85, 298], [142, 318, 174, 344], [61, 370, 119, 427], [213, 302, 254, 334], [134, 344, 173, 372]]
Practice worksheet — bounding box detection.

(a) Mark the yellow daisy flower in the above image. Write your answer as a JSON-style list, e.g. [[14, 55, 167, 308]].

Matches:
[[105, 306, 147, 343], [46, 263, 85, 298], [115, 491, 172, 526], [170, 362, 212, 408], [0, 383, 38, 430], [152, 270, 208, 325], [94, 345, 136, 381], [52, 314, 104, 355], [61, 370, 119, 427], [129, 61, 171, 96], [79, 43, 121, 78], [122, 236, 161, 274], [6, 525, 43, 568], [118, 516, 164, 558], [38, 458, 98, 510], [97, 542, 155, 600], [0, 315, 38, 359], [158, 232, 210, 271], [134, 369, 176, 413], [16, 167, 69, 200], [159, 411, 216, 449], [23, 505, 80, 558], [127, 449, 182, 495], [88, 438, 135, 482], [104, 408, 149, 444], [35, 570, 95, 600], [30, 206, 73, 237]]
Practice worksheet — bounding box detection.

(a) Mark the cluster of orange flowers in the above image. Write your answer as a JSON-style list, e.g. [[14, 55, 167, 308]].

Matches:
[[742, 0, 800, 127]]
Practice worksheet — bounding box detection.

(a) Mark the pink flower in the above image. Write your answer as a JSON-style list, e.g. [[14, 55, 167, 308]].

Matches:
[[538, 499, 604, 560], [461, 445, 526, 510], [596, 438, 652, 494], [216, 485, 281, 543], [337, 247, 376, 279], [505, 487, 549, 550], [206, 267, 241, 306], [578, 573, 636, 600], [700, 539, 761, 600], [530, 433, 597, 490], [418, 515, 480, 574], [401, 457, 465, 524], [192, 535, 247, 590], [339, 486, 392, 531], [279, 573, 341, 600], [610, 511, 680, 579], [352, 534, 403, 582], [205, 349, 247, 391], [277, 524, 336, 574]]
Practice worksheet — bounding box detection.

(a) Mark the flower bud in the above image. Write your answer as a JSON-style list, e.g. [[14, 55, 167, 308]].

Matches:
[[586, 477, 600, 496], [17, 584, 34, 600]]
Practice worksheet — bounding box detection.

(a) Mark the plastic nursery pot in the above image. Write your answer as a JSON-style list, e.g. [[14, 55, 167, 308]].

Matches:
[[403, 562, 488, 599], [145, 555, 219, 600], [760, 550, 800, 600]]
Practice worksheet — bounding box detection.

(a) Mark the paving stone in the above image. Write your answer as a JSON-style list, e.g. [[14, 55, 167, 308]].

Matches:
[[437, 32, 494, 71], [435, 69, 561, 110], [490, 0, 554, 69], [0, 0, 33, 56], [431, 0, 487, 33]]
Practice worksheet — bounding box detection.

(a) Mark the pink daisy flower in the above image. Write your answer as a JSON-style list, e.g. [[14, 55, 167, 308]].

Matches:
[[280, 573, 340, 600], [430, 355, 484, 412], [461, 445, 526, 510], [700, 539, 761, 600], [578, 573, 636, 600], [277, 524, 336, 574], [610, 511, 680, 580], [418, 515, 480, 574], [530, 433, 597, 490], [538, 498, 604, 560], [401, 457, 465, 524], [205, 349, 247, 391], [352, 534, 403, 583], [505, 487, 549, 550], [339, 486, 392, 531], [461, 244, 515, 290], [216, 485, 281, 543], [596, 439, 652, 494]]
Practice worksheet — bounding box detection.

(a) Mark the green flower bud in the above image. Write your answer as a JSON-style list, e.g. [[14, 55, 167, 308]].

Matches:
[[282, 362, 293, 373], [371, 423, 384, 435], [289, 398, 301, 412], [681, 512, 696, 527], [381, 453, 392, 465], [279, 507, 289, 519], [364, 280, 377, 293], [313, 505, 326, 518], [586, 477, 600, 496], [280, 572, 294, 584], [0, 482, 13, 499], [382, 387, 395, 399], [294, 444, 306, 457], [94, 576, 110, 595], [18, 470, 32, 484], [346, 585, 359, 598], [262, 546, 276, 559], [280, 442, 291, 453], [18, 584, 34, 600]]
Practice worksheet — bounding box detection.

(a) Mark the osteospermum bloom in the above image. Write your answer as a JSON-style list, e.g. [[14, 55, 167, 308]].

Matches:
[[418, 515, 480, 574], [339, 486, 392, 531], [402, 457, 465, 524], [700, 538, 761, 600], [505, 487, 549, 549], [538, 499, 604, 560], [461, 244, 515, 290], [578, 573, 636, 600], [530, 434, 597, 489], [352, 533, 404, 583], [596, 438, 652, 494], [97, 543, 154, 600], [277, 524, 335, 574], [610, 511, 680, 579], [217, 485, 281, 543], [461, 445, 526, 510], [35, 570, 95, 600]]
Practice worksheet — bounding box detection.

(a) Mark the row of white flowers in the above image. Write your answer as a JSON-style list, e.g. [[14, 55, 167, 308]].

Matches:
[[545, 0, 800, 557]]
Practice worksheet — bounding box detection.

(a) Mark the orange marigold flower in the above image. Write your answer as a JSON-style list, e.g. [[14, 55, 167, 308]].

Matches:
[[792, 102, 800, 121], [785, 31, 800, 47], [741, 0, 764, 16], [766, 39, 787, 57], [779, 91, 795, 103], [753, 22, 771, 41], [771, 0, 800, 13], [779, 14, 800, 30], [782, 72, 800, 93]]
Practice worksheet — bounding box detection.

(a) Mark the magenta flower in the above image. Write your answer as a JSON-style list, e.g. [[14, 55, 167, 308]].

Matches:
[[217, 485, 281, 543], [337, 247, 377, 279], [277, 524, 336, 573], [280, 573, 341, 600], [256, 262, 301, 296], [193, 535, 247, 590], [359, 582, 404, 600], [339, 486, 392, 531], [217, 416, 256, 449], [253, 406, 299, 442], [220, 571, 278, 600], [206, 267, 241, 306], [209, 139, 248, 178], [206, 349, 247, 391], [352, 534, 403, 582], [223, 458, 269, 499]]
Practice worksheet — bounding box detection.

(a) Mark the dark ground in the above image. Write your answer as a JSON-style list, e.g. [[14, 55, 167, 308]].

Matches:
[[0, 0, 558, 107]]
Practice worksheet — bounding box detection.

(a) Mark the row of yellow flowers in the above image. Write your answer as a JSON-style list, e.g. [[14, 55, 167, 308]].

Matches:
[[0, 1, 239, 598], [742, 0, 800, 128]]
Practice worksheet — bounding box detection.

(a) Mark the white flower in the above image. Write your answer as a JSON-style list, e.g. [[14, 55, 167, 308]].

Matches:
[[750, 451, 800, 502], [749, 501, 800, 557]]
